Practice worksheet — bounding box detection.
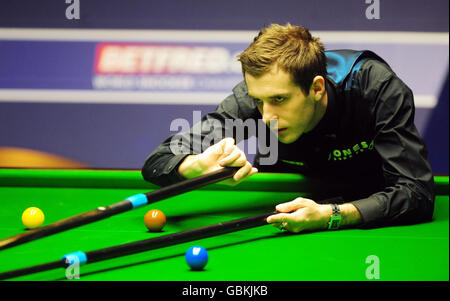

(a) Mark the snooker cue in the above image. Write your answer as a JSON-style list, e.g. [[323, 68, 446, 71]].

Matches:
[[0, 167, 239, 251], [0, 211, 274, 280]]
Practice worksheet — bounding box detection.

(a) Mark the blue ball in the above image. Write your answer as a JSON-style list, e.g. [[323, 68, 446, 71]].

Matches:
[[185, 246, 208, 270]]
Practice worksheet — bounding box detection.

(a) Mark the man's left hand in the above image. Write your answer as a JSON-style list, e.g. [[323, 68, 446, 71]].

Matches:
[[266, 197, 333, 233]]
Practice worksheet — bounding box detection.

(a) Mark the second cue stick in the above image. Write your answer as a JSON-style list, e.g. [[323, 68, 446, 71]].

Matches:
[[0, 211, 274, 280], [0, 167, 239, 251]]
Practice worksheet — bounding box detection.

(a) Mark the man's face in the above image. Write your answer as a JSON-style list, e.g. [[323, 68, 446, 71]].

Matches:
[[245, 65, 317, 144]]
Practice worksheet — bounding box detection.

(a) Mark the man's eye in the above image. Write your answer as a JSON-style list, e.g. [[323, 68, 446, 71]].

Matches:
[[273, 97, 285, 103], [254, 99, 263, 105]]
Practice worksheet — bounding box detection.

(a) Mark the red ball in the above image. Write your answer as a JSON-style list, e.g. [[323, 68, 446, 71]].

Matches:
[[144, 209, 166, 232]]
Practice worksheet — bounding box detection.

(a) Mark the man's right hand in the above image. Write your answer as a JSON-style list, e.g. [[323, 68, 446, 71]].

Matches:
[[177, 137, 258, 185]]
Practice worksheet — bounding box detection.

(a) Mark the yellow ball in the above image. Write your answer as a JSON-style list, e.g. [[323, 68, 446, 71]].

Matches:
[[22, 207, 45, 229]]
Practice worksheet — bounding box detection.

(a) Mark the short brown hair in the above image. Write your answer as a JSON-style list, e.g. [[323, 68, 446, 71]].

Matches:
[[238, 23, 326, 94]]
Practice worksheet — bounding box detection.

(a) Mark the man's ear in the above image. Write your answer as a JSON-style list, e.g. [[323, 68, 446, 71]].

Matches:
[[311, 76, 326, 101]]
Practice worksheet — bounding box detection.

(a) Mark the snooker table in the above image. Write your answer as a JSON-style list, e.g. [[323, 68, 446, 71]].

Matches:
[[0, 168, 448, 282]]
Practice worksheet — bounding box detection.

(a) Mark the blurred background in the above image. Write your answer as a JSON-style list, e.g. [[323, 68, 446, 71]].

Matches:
[[0, 0, 448, 174]]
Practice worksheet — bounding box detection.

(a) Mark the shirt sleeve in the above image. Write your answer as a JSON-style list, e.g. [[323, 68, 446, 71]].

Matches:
[[350, 60, 435, 226], [142, 83, 259, 186]]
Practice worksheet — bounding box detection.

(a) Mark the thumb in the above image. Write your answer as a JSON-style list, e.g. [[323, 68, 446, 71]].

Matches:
[[205, 137, 234, 156], [221, 137, 235, 155], [275, 197, 313, 213], [266, 212, 290, 224], [211, 137, 235, 156]]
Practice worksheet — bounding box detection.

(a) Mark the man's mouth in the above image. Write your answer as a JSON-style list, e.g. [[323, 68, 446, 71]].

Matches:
[[277, 128, 287, 134]]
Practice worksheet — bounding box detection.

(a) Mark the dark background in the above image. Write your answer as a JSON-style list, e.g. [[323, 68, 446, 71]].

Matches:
[[0, 0, 448, 173]]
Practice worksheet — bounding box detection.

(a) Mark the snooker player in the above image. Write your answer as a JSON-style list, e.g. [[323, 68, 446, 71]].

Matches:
[[142, 23, 435, 233]]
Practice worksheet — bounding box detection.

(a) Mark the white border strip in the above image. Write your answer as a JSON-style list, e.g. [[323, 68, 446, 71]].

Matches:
[[0, 28, 448, 44], [0, 89, 437, 108], [0, 89, 227, 105], [413, 95, 438, 108], [0, 28, 256, 42], [315, 31, 449, 45]]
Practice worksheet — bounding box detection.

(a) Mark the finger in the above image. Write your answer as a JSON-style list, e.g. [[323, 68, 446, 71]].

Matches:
[[238, 166, 258, 182], [205, 139, 225, 156], [232, 161, 253, 182], [224, 166, 257, 186], [219, 147, 240, 166], [222, 137, 236, 156], [267, 214, 291, 231], [220, 148, 247, 167], [270, 222, 283, 230], [208, 138, 234, 156], [275, 197, 311, 213], [275, 200, 300, 213], [266, 213, 290, 224], [249, 167, 258, 176]]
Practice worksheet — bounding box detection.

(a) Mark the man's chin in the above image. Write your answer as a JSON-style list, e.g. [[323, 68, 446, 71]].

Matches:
[[277, 134, 300, 144]]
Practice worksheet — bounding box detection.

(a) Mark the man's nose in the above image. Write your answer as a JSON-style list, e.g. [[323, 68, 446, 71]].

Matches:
[[262, 104, 278, 126]]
